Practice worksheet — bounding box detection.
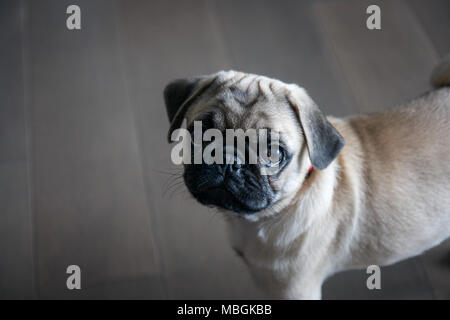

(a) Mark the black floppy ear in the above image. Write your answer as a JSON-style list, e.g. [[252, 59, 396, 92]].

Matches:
[[287, 85, 344, 170], [163, 77, 214, 142], [164, 78, 201, 123]]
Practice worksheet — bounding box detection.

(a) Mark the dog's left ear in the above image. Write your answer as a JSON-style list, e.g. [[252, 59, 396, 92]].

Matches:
[[286, 84, 344, 170], [164, 76, 214, 142]]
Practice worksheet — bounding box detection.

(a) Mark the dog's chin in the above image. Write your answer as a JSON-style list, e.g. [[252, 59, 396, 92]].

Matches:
[[190, 186, 271, 215]]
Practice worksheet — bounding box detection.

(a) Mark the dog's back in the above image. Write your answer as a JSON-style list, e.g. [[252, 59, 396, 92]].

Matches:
[[340, 57, 450, 265]]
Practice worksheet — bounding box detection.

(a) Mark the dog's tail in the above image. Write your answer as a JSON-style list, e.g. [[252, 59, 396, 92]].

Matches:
[[431, 54, 450, 88]]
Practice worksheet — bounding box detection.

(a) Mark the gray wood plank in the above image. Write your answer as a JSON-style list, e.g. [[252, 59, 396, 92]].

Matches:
[[323, 258, 433, 300], [213, 0, 356, 117], [314, 0, 438, 113], [0, 2, 28, 163], [118, 0, 265, 299], [37, 275, 163, 299], [409, 0, 450, 57], [0, 1, 35, 299], [0, 164, 35, 299], [315, 0, 442, 299], [418, 239, 450, 300], [27, 0, 163, 298]]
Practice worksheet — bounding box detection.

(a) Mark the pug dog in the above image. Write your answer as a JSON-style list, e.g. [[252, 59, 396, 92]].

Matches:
[[163, 56, 450, 299]]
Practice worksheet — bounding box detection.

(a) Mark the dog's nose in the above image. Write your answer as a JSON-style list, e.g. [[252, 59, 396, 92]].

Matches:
[[217, 149, 244, 175], [229, 162, 242, 173], [214, 162, 242, 176], [221, 145, 246, 174]]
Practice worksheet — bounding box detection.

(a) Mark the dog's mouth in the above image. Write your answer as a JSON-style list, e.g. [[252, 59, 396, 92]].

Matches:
[[183, 162, 275, 215], [191, 185, 269, 214]]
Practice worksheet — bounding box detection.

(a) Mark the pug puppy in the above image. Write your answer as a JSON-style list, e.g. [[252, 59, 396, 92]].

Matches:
[[163, 57, 450, 299]]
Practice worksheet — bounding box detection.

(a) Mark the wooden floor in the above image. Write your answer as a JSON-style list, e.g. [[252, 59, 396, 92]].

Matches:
[[0, 0, 449, 299]]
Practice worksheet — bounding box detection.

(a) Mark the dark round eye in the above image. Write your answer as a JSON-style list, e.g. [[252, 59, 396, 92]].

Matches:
[[265, 145, 284, 168]]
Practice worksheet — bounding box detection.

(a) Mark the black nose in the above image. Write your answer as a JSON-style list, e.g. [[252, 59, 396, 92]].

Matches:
[[230, 162, 242, 172], [215, 162, 241, 174]]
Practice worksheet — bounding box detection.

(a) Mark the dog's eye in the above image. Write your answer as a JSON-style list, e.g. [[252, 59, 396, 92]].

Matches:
[[263, 145, 284, 168]]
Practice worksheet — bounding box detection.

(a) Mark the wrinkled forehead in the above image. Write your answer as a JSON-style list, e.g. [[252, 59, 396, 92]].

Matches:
[[185, 71, 302, 146]]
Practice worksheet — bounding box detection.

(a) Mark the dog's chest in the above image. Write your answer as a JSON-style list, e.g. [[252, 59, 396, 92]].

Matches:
[[227, 220, 298, 284], [232, 234, 305, 299]]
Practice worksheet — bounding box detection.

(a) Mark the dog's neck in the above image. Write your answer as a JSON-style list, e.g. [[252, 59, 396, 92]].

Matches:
[[227, 160, 340, 252]]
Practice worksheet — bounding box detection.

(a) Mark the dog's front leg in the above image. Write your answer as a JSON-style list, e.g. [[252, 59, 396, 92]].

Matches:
[[280, 277, 324, 300]]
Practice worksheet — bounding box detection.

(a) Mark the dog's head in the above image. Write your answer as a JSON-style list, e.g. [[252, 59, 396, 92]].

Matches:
[[164, 71, 344, 218]]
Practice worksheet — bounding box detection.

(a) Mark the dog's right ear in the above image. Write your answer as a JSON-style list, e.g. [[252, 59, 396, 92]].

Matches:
[[286, 84, 344, 170], [164, 77, 214, 142]]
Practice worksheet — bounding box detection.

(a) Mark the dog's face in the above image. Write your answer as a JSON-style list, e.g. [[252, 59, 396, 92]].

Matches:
[[164, 71, 344, 218]]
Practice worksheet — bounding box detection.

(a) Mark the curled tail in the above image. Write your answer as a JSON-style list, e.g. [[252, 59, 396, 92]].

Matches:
[[431, 54, 450, 88]]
